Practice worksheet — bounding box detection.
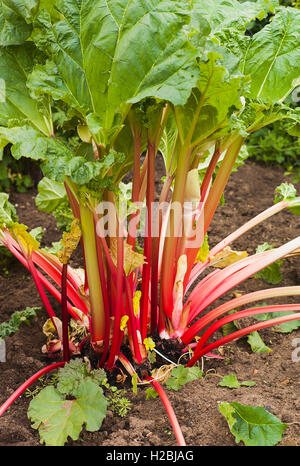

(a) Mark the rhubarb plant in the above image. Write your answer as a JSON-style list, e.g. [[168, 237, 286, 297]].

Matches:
[[0, 0, 300, 446]]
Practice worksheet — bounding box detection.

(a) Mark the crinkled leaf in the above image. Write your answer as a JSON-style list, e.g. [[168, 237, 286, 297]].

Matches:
[[209, 246, 248, 269], [143, 337, 155, 352], [165, 366, 189, 391], [219, 374, 241, 389], [274, 318, 300, 334], [38, 0, 62, 21], [0, 0, 39, 46], [28, 381, 107, 446], [0, 126, 97, 185], [186, 365, 203, 382], [42, 154, 103, 184], [120, 315, 129, 332], [222, 320, 238, 337], [254, 262, 283, 285], [1, 126, 104, 184], [57, 218, 81, 264], [56, 359, 106, 397], [0, 43, 51, 133], [219, 401, 288, 446], [42, 240, 63, 255], [52, 201, 74, 231], [32, 7, 92, 116]]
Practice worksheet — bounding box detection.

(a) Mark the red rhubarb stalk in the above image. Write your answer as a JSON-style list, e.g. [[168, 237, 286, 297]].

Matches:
[[187, 312, 300, 366], [140, 140, 155, 340], [146, 376, 186, 446], [106, 230, 125, 369], [194, 304, 300, 353], [0, 362, 66, 418], [61, 263, 70, 362]]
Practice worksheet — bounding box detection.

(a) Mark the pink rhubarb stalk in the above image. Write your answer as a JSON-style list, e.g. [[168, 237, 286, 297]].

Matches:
[[182, 286, 300, 344]]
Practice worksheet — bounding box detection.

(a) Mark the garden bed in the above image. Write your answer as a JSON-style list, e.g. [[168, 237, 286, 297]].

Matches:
[[0, 160, 299, 447]]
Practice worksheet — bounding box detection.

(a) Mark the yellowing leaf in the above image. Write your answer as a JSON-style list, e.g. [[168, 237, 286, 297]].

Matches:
[[77, 125, 92, 143], [9, 223, 39, 256], [195, 234, 209, 263], [144, 337, 155, 351], [120, 315, 129, 331], [110, 239, 146, 275], [42, 317, 62, 341], [151, 364, 176, 384], [57, 219, 81, 264], [209, 247, 248, 268], [133, 290, 141, 316]]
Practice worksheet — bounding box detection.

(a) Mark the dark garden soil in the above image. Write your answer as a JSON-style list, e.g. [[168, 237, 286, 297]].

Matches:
[[0, 160, 299, 447]]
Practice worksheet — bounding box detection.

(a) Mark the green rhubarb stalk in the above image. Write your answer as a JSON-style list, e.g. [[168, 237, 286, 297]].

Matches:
[[80, 203, 106, 345], [204, 135, 245, 235]]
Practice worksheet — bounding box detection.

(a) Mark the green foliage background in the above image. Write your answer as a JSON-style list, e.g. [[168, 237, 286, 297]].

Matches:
[[245, 0, 300, 179]]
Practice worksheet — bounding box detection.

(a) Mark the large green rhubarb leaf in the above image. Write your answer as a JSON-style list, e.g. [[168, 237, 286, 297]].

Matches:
[[32, 0, 200, 139], [175, 49, 244, 148], [243, 7, 300, 102], [28, 380, 108, 446]]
